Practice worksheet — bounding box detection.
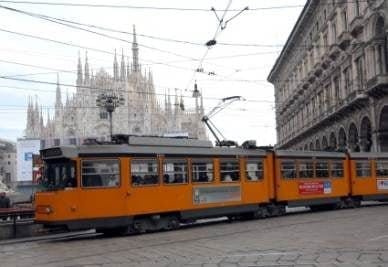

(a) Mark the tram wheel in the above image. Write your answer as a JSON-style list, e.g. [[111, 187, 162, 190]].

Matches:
[[165, 216, 180, 230]]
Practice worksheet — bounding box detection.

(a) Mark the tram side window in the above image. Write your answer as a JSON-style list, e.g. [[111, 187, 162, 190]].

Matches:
[[298, 160, 314, 178], [82, 159, 120, 187], [356, 160, 371, 177], [192, 159, 214, 183], [220, 159, 240, 182], [163, 159, 188, 184], [131, 159, 159, 186], [281, 160, 296, 179], [42, 160, 76, 189], [376, 160, 388, 177], [331, 161, 344, 178], [315, 160, 329, 178], [246, 159, 264, 181]]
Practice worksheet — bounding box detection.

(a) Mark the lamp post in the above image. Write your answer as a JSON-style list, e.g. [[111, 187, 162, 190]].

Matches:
[[96, 93, 125, 141]]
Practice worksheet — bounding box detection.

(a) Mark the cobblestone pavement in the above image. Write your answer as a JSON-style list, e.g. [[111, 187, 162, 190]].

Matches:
[[1, 205, 388, 267]]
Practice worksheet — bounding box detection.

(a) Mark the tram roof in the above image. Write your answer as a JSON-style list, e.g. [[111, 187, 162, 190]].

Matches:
[[274, 150, 346, 159], [41, 136, 268, 159], [348, 152, 388, 159]]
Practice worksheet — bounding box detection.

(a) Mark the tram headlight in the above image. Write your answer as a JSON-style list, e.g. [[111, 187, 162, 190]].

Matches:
[[36, 205, 54, 214]]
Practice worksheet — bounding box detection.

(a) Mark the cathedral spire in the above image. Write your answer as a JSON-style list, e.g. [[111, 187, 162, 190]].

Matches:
[[26, 96, 33, 136], [180, 93, 185, 111], [113, 49, 119, 81], [132, 25, 140, 73], [126, 57, 130, 79], [174, 88, 179, 110], [120, 48, 126, 81], [40, 106, 44, 129], [77, 51, 83, 85], [84, 51, 90, 83], [55, 73, 62, 109]]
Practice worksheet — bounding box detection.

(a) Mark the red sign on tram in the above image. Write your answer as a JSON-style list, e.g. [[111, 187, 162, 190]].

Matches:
[[298, 181, 331, 195]]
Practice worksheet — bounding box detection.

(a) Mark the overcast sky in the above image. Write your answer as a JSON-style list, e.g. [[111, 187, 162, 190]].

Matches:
[[0, 0, 306, 146]]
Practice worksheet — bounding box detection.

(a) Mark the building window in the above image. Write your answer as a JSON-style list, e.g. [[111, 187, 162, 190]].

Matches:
[[131, 158, 159, 186], [332, 21, 337, 43], [192, 159, 214, 183], [355, 0, 360, 16], [163, 159, 188, 184], [343, 67, 351, 95], [333, 76, 340, 102], [341, 10, 348, 31], [356, 56, 365, 89], [81, 159, 120, 187], [318, 91, 324, 114], [69, 138, 77, 145], [220, 159, 240, 182]]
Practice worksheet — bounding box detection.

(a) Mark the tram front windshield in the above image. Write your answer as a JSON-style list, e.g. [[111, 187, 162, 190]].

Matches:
[[40, 159, 76, 190]]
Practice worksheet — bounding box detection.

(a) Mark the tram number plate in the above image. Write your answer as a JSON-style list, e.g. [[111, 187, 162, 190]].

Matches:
[[193, 186, 241, 204], [298, 181, 332, 195], [377, 179, 388, 190]]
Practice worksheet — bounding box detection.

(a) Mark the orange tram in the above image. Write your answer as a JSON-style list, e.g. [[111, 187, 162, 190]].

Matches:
[[34, 136, 388, 234]]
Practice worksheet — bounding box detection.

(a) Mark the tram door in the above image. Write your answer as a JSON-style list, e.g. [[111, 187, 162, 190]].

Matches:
[[78, 158, 126, 219], [127, 157, 163, 214]]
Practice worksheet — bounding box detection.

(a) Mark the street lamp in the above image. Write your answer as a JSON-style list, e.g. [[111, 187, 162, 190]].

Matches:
[[96, 93, 125, 141]]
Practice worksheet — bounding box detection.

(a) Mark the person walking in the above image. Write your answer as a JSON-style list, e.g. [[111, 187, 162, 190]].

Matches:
[[0, 192, 10, 208]]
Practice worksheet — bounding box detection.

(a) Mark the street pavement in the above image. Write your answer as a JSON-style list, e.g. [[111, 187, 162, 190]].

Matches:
[[0, 205, 387, 267]]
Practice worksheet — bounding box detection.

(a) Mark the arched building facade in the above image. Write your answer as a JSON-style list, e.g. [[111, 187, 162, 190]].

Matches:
[[268, 0, 388, 152]]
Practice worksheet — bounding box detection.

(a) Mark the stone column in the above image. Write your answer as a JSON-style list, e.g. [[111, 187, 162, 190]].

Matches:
[[370, 98, 379, 152], [380, 43, 387, 73], [375, 44, 381, 75], [365, 45, 375, 79]]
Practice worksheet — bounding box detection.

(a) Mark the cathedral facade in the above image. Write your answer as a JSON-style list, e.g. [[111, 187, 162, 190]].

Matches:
[[25, 26, 207, 148]]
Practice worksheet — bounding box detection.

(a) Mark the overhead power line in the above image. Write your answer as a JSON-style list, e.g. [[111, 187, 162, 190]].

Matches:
[[0, 27, 210, 74], [0, 1, 371, 11], [0, 4, 247, 73], [0, 76, 275, 104], [0, 1, 305, 11]]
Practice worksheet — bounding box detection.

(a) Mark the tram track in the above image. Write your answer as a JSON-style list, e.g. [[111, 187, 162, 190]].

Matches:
[[1, 202, 385, 247]]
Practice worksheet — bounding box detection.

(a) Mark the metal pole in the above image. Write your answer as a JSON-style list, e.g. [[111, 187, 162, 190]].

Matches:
[[109, 111, 113, 142]]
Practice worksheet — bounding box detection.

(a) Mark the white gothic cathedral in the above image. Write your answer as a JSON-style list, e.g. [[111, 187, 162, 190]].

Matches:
[[25, 26, 207, 148]]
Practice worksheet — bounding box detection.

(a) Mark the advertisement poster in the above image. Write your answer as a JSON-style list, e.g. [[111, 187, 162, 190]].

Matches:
[[16, 139, 41, 182], [299, 181, 332, 195], [193, 185, 241, 204], [377, 179, 388, 190]]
